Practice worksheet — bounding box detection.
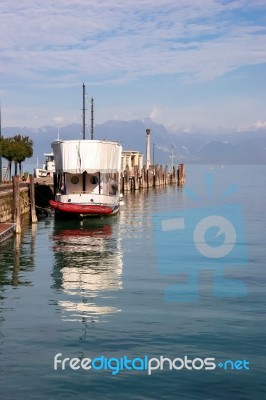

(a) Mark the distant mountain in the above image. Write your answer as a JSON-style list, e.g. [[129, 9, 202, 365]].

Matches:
[[2, 118, 266, 165]]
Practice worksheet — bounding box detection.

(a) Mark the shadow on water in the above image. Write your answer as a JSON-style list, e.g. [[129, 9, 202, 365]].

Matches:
[[51, 216, 124, 326]]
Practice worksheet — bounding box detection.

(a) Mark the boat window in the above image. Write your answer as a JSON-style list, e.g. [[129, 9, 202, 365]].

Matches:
[[90, 176, 98, 185], [71, 176, 79, 184]]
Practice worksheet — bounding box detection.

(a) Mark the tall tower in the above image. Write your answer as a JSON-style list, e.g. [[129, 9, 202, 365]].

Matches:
[[146, 128, 151, 169]]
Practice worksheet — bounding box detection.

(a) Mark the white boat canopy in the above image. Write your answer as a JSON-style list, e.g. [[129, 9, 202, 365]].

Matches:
[[52, 140, 122, 173]]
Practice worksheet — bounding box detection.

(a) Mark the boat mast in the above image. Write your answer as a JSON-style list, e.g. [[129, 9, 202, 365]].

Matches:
[[82, 84, 86, 192], [91, 97, 94, 140], [82, 83, 86, 140]]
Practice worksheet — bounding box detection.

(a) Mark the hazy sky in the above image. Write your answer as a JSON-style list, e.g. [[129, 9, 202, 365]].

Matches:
[[1, 0, 266, 133]]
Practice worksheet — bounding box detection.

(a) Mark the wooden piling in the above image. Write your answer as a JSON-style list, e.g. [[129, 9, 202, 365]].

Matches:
[[29, 174, 38, 223], [124, 166, 131, 191], [141, 166, 147, 189], [133, 166, 139, 190], [159, 165, 163, 186], [178, 163, 186, 185], [172, 166, 176, 184], [120, 162, 186, 192], [12, 176, 21, 234], [154, 165, 159, 186], [147, 167, 153, 188], [164, 165, 169, 185]]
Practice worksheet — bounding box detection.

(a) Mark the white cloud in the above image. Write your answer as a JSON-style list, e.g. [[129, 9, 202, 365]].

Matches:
[[149, 108, 161, 120], [255, 120, 266, 129], [1, 0, 266, 87], [237, 120, 266, 132], [52, 116, 65, 125]]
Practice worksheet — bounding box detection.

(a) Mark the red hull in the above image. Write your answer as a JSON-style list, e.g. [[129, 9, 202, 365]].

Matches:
[[49, 200, 114, 215]]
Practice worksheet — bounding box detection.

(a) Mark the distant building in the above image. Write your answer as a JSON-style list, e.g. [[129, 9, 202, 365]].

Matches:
[[121, 150, 143, 172]]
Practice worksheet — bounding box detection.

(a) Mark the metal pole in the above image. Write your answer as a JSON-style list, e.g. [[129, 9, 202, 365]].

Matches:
[[170, 145, 174, 174], [82, 84, 86, 195], [82, 83, 86, 140], [146, 129, 151, 169], [91, 98, 94, 140], [153, 142, 155, 175], [172, 146, 174, 173]]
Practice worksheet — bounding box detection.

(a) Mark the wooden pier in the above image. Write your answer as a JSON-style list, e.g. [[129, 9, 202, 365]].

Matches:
[[0, 174, 53, 227], [120, 163, 185, 192]]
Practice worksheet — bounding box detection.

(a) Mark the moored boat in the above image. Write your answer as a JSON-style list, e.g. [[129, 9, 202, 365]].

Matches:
[[34, 153, 55, 178], [49, 139, 122, 219]]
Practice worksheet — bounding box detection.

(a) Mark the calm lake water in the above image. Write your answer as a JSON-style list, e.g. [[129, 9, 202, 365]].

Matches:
[[0, 165, 265, 400]]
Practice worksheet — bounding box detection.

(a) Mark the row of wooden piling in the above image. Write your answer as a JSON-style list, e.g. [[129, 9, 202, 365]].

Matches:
[[121, 163, 185, 192]]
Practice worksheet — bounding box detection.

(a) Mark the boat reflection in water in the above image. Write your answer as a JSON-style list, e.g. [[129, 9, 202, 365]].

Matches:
[[51, 218, 123, 323]]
